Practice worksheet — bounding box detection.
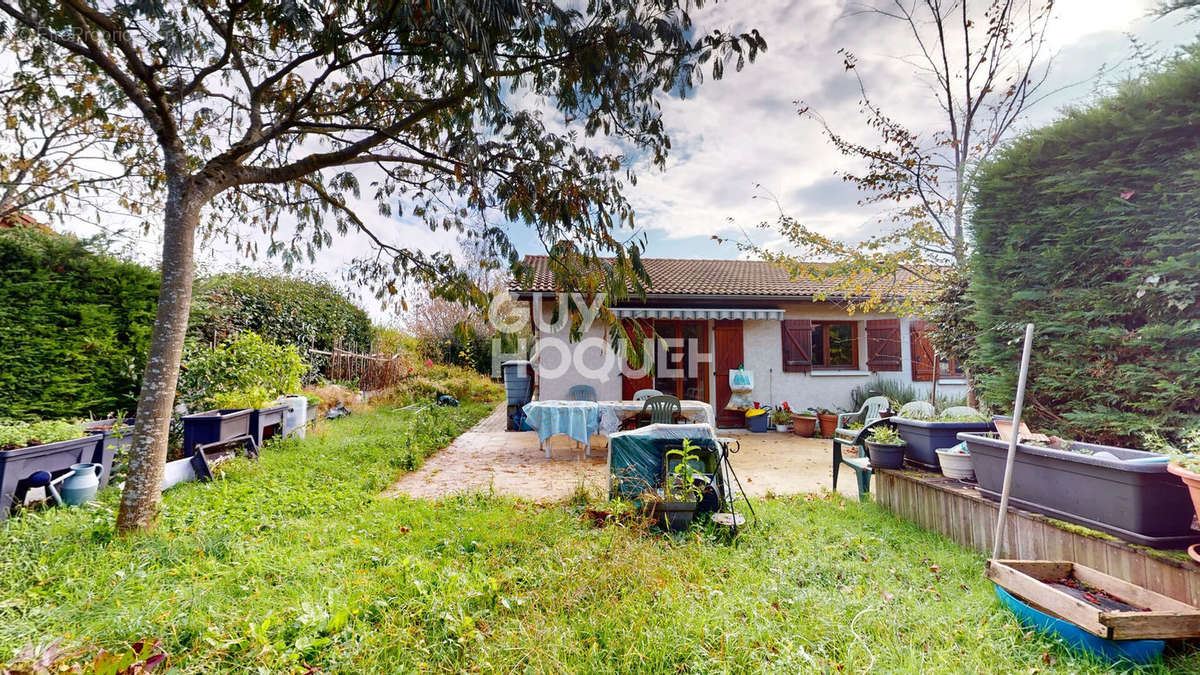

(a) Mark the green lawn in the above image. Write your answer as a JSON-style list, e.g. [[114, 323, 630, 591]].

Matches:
[[1, 404, 1196, 672]]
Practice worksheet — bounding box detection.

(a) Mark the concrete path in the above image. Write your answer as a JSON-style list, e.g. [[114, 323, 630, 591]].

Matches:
[[385, 404, 860, 501]]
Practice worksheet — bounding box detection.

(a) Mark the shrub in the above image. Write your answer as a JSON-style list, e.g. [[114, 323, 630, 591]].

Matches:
[[969, 50, 1200, 445], [0, 229, 158, 419], [179, 332, 308, 409], [190, 271, 373, 375], [379, 364, 502, 406]]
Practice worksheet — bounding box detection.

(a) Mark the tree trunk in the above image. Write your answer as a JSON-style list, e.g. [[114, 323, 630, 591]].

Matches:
[[116, 176, 200, 532]]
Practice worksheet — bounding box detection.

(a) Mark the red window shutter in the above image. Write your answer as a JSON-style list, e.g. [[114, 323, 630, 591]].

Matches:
[[781, 319, 813, 373], [910, 320, 935, 382], [865, 319, 902, 372]]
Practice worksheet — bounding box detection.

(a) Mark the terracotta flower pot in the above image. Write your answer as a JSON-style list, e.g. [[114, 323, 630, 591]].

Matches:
[[817, 413, 837, 438], [1167, 463, 1200, 564], [1168, 463, 1200, 519], [790, 414, 817, 437]]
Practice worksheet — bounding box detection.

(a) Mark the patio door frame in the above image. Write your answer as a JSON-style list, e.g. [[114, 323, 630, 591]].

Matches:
[[649, 319, 710, 403]]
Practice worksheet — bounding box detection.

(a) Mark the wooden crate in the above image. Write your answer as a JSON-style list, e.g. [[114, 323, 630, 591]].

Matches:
[[987, 560, 1200, 640]]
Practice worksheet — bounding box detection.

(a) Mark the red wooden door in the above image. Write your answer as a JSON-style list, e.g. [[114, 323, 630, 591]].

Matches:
[[712, 320, 744, 428]]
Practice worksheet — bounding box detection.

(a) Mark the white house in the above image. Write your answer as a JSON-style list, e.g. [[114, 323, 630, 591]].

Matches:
[[510, 256, 965, 427]]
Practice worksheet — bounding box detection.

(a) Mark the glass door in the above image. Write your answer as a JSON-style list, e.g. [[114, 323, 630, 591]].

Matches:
[[652, 320, 709, 402]]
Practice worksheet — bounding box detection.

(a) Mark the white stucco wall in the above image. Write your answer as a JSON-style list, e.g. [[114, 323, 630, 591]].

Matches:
[[742, 301, 967, 412], [531, 302, 622, 401], [526, 295, 967, 416]]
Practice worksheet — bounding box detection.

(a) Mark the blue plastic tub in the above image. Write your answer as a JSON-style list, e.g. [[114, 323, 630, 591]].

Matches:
[[994, 586, 1164, 665]]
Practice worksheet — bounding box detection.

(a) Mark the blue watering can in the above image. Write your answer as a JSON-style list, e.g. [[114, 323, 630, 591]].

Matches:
[[60, 463, 105, 506]]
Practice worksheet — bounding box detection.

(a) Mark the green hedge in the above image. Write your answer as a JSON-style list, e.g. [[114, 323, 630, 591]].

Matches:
[[969, 51, 1200, 445], [190, 271, 373, 373], [0, 229, 158, 419]]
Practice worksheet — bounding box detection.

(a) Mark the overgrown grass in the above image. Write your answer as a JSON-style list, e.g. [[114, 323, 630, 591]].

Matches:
[[1, 405, 1196, 672]]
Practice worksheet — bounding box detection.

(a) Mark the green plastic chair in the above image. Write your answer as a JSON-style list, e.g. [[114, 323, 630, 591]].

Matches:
[[568, 385, 598, 402], [832, 417, 895, 501], [834, 395, 890, 442], [640, 395, 682, 426]]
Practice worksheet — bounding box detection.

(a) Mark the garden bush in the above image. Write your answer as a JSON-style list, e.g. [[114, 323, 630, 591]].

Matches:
[[969, 50, 1200, 445], [179, 332, 307, 410], [190, 271, 373, 375], [0, 229, 158, 419]]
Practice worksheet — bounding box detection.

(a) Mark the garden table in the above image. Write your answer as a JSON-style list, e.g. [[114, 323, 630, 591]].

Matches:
[[522, 399, 716, 459], [522, 400, 601, 458]]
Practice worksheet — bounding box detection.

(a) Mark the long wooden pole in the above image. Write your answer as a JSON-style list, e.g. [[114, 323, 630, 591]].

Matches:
[[991, 323, 1035, 560]]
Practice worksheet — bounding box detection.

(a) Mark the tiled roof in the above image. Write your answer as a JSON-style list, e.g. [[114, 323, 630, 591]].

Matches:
[[512, 255, 929, 298]]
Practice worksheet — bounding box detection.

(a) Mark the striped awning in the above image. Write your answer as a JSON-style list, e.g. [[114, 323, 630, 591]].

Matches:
[[609, 307, 784, 321]]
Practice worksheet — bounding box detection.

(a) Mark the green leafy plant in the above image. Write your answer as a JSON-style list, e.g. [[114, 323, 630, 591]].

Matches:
[[662, 440, 705, 503], [0, 419, 86, 450], [937, 408, 988, 423], [210, 388, 277, 410], [191, 271, 373, 378], [866, 426, 905, 446], [769, 409, 791, 425], [180, 332, 308, 409]]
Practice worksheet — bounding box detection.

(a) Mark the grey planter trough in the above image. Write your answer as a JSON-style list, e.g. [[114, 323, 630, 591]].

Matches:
[[182, 408, 253, 454], [250, 404, 289, 447], [0, 434, 106, 518], [893, 417, 993, 468], [958, 432, 1198, 549]]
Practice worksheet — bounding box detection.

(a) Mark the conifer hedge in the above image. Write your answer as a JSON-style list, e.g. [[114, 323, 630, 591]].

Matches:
[[0, 229, 159, 419], [969, 51, 1200, 446]]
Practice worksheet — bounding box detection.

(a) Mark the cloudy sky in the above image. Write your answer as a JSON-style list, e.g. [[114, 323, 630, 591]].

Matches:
[[62, 1, 1197, 320]]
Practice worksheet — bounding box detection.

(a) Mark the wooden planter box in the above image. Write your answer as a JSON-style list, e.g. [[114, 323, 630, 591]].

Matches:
[[0, 434, 105, 518], [988, 559, 1200, 640]]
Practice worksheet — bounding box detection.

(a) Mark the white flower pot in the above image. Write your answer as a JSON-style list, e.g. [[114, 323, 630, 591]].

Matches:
[[776, 424, 789, 433], [936, 448, 974, 480]]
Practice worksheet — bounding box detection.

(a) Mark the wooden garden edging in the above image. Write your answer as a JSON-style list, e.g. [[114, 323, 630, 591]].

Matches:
[[875, 469, 1200, 606]]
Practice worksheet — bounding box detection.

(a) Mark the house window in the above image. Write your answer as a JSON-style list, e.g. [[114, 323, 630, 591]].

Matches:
[[811, 321, 858, 369]]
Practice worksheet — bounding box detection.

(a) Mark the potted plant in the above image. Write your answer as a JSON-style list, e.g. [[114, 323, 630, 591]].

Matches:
[[646, 441, 705, 532], [0, 420, 106, 519], [770, 408, 791, 432], [790, 411, 817, 437], [815, 408, 839, 439], [893, 406, 993, 469], [935, 442, 974, 480], [959, 430, 1197, 548], [865, 426, 906, 470], [745, 408, 770, 433]]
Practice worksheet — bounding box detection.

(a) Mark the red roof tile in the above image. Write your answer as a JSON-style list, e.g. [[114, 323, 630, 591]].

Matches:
[[512, 255, 929, 298]]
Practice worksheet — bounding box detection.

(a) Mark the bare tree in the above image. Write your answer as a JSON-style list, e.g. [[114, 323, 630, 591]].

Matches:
[[0, 0, 764, 531], [743, 0, 1056, 305], [736, 0, 1059, 400]]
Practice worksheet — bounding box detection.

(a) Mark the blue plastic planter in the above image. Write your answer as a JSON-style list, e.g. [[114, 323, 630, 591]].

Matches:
[[995, 586, 1164, 665]]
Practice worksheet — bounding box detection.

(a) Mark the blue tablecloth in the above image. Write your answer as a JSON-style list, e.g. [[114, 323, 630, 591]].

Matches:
[[522, 400, 600, 445]]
